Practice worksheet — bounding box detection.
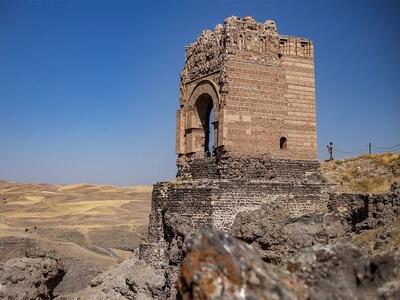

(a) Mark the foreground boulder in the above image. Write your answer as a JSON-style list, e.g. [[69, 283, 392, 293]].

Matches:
[[177, 230, 296, 300], [0, 257, 65, 300]]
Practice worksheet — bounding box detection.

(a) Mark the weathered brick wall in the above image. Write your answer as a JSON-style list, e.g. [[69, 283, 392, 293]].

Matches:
[[164, 182, 214, 231], [177, 156, 219, 180], [146, 181, 215, 243], [145, 177, 329, 242], [216, 154, 321, 181], [177, 153, 323, 182]]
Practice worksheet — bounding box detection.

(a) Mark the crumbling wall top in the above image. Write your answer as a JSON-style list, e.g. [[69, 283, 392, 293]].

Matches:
[[181, 16, 281, 84]]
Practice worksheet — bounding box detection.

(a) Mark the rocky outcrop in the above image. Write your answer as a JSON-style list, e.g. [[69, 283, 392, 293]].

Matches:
[[177, 230, 296, 300], [60, 254, 168, 300], [232, 183, 400, 263], [288, 243, 400, 300], [163, 211, 197, 266], [0, 257, 65, 300]]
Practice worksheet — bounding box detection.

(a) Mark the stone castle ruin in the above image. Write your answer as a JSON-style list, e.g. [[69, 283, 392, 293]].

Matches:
[[140, 16, 330, 264]]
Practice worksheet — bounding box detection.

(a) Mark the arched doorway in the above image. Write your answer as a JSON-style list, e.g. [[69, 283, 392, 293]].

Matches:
[[195, 93, 214, 155]]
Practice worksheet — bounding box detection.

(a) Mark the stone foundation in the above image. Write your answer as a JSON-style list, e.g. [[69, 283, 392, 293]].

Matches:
[[140, 157, 332, 262]]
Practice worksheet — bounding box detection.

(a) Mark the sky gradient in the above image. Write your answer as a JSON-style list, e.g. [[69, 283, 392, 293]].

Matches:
[[0, 0, 399, 185]]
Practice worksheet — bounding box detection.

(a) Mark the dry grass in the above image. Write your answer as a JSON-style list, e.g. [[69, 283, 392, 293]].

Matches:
[[321, 153, 400, 193]]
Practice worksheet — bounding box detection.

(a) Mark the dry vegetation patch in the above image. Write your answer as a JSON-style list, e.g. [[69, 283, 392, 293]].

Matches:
[[321, 153, 400, 193]]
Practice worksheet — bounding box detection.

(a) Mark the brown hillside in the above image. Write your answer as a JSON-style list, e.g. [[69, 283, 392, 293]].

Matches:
[[0, 181, 152, 294]]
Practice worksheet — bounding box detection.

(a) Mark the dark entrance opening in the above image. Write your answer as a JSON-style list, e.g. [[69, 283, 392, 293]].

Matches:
[[280, 137, 287, 150], [196, 94, 214, 155]]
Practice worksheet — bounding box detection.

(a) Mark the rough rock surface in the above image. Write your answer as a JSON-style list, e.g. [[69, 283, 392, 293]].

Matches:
[[0, 256, 65, 300], [60, 254, 168, 300], [288, 243, 400, 300], [177, 230, 296, 300], [231, 202, 350, 263], [232, 183, 400, 262]]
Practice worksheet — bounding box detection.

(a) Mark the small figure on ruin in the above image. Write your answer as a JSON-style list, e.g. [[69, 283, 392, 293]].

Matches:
[[327, 142, 334, 161]]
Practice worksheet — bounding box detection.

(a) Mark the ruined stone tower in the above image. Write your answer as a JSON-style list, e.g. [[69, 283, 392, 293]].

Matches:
[[177, 16, 316, 163], [140, 16, 328, 265]]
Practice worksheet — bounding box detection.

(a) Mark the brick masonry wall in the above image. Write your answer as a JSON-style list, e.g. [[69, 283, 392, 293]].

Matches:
[[146, 181, 215, 244], [177, 156, 219, 180], [223, 59, 288, 156], [282, 54, 317, 159]]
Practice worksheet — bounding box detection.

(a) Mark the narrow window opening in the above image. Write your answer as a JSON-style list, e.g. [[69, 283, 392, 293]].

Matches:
[[280, 137, 287, 150]]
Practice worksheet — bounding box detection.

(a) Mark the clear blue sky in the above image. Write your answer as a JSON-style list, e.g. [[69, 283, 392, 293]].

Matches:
[[0, 0, 399, 185]]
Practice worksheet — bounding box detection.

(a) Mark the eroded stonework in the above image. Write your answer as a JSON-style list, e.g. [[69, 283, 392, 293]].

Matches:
[[180, 16, 280, 99]]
